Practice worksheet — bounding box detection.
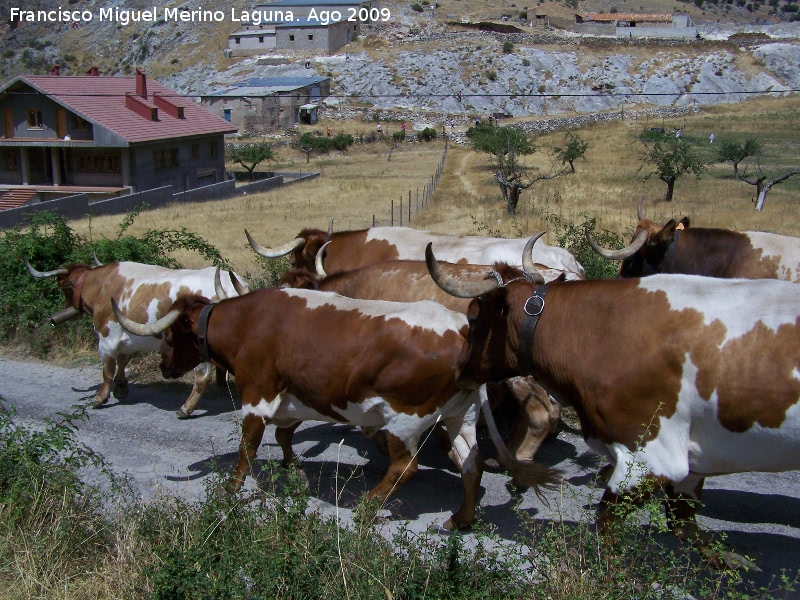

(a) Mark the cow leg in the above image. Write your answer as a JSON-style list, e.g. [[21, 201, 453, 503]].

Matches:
[[226, 413, 268, 494], [111, 354, 130, 400], [506, 378, 560, 463], [176, 362, 214, 419], [275, 422, 302, 468], [93, 354, 117, 407], [366, 431, 418, 501], [664, 477, 754, 569], [441, 412, 483, 531]]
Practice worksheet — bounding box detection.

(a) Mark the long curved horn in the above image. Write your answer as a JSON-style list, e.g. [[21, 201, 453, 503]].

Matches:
[[245, 229, 304, 259], [111, 298, 181, 337], [230, 272, 250, 296], [426, 243, 499, 298], [637, 195, 645, 221], [327, 218, 334, 237], [315, 240, 332, 277], [214, 267, 229, 300], [585, 228, 648, 261], [25, 259, 68, 278], [521, 232, 547, 285], [93, 251, 103, 267], [50, 306, 81, 326]]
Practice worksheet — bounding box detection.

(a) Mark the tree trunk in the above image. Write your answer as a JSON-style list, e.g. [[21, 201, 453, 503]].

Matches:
[[663, 177, 675, 202], [505, 185, 521, 215], [754, 170, 799, 211]]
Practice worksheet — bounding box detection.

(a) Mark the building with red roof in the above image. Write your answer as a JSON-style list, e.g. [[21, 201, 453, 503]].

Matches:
[[0, 68, 237, 207]]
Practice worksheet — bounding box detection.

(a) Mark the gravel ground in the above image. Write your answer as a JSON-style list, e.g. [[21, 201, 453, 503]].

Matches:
[[2, 354, 799, 595]]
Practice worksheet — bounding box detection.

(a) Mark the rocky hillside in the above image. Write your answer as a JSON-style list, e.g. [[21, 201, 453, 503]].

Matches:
[[1, 0, 798, 121]]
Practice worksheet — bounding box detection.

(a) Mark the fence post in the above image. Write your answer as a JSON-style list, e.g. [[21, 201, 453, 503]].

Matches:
[[391, 199, 394, 226], [373, 214, 376, 227], [400, 195, 403, 227], [408, 190, 411, 222]]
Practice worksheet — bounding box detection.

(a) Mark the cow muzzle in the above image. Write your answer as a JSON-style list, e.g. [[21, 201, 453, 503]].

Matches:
[[49, 306, 82, 326]]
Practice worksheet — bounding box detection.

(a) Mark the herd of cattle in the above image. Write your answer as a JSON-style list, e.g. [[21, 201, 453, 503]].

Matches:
[[25, 206, 800, 567]]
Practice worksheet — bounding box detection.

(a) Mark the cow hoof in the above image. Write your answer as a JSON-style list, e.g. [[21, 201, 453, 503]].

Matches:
[[91, 396, 108, 409], [113, 384, 129, 400], [484, 457, 502, 472], [437, 517, 472, 532], [176, 408, 191, 419], [594, 463, 614, 487]]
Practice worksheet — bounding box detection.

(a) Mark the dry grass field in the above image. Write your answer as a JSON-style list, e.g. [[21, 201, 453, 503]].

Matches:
[[69, 95, 800, 275]]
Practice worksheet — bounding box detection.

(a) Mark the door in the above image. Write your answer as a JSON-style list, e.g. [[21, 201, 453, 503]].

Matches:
[[3, 109, 13, 138], [56, 109, 67, 139]]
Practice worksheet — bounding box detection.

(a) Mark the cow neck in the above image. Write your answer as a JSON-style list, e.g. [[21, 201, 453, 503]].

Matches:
[[69, 270, 90, 312], [517, 285, 549, 375], [663, 224, 683, 267], [196, 302, 216, 363]]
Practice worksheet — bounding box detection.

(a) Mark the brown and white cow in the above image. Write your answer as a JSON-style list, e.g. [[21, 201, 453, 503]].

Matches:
[[427, 234, 800, 566], [112, 288, 561, 530], [587, 203, 800, 281], [25, 260, 246, 418], [276, 259, 561, 465], [247, 225, 585, 281]]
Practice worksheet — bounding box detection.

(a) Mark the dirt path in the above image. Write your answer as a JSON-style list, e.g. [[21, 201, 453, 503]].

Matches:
[[1, 355, 799, 593]]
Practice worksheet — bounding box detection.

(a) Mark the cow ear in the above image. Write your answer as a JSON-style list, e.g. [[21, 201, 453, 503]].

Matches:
[[654, 219, 679, 245]]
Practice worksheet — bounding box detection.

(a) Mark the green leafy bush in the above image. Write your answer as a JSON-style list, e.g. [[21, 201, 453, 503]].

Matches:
[[419, 126, 438, 141], [542, 210, 626, 280]]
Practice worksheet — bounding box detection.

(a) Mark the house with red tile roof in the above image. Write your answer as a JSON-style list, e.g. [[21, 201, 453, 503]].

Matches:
[[0, 68, 237, 207]]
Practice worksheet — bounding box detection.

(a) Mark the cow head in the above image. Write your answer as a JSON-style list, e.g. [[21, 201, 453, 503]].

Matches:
[[25, 260, 95, 324], [279, 268, 323, 289], [111, 294, 209, 379], [586, 203, 691, 277], [426, 234, 546, 388], [246, 220, 334, 271]]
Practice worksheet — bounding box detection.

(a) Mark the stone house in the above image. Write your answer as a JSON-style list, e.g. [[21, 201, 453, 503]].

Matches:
[[200, 76, 331, 134], [0, 69, 236, 208], [574, 13, 697, 38]]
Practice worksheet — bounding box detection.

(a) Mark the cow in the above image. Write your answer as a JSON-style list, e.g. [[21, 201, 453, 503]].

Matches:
[[111, 287, 561, 530], [275, 257, 561, 465], [427, 233, 800, 566], [246, 224, 585, 281], [25, 259, 247, 418], [586, 201, 800, 281]]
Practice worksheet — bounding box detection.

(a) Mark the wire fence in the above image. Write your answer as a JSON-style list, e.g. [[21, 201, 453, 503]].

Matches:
[[373, 137, 448, 228]]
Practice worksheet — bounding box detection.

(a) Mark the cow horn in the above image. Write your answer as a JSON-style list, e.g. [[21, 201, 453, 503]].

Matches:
[[25, 259, 68, 278], [93, 251, 103, 267], [214, 267, 229, 300], [315, 241, 332, 277], [586, 228, 648, 260], [521, 232, 547, 285], [230, 272, 250, 296], [328, 218, 334, 237], [50, 306, 81, 326], [426, 243, 499, 298], [111, 298, 181, 337], [637, 195, 645, 221], [245, 229, 304, 259]]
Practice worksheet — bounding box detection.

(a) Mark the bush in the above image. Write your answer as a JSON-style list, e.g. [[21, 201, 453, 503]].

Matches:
[[503, 41, 514, 53], [411, 2, 424, 11], [419, 126, 438, 142]]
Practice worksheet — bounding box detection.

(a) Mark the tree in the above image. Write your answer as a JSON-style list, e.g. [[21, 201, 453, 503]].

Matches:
[[469, 125, 587, 215], [717, 137, 799, 211], [226, 142, 275, 177], [553, 131, 589, 173], [639, 135, 706, 202]]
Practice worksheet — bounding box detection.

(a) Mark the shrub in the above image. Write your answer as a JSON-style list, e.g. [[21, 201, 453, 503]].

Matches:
[[419, 126, 438, 142], [411, 2, 424, 11], [503, 41, 514, 53]]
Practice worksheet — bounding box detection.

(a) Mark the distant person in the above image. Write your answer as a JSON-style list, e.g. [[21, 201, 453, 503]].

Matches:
[[709, 132, 715, 144], [326, 127, 331, 137], [475, 117, 480, 126], [401, 122, 406, 133]]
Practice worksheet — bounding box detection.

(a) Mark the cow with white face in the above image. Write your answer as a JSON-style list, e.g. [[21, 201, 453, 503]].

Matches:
[[112, 287, 561, 530], [26, 259, 247, 418], [427, 234, 800, 567], [247, 225, 585, 282]]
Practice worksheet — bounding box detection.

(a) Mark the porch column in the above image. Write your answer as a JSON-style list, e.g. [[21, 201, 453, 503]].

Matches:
[[120, 147, 131, 188], [19, 147, 30, 185], [50, 148, 61, 186]]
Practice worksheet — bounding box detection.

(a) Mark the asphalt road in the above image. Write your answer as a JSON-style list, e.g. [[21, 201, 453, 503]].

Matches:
[[2, 355, 799, 595]]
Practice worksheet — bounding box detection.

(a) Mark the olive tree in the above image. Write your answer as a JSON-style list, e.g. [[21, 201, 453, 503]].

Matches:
[[639, 134, 706, 202]]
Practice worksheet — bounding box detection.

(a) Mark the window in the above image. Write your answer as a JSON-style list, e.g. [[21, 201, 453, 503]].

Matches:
[[153, 148, 179, 170], [209, 142, 218, 158], [308, 34, 314, 40], [235, 37, 240, 44], [28, 150, 44, 172], [26, 109, 43, 129], [289, 34, 295, 41], [191, 144, 199, 159], [71, 115, 89, 129], [259, 36, 264, 43], [3, 152, 18, 171], [76, 152, 121, 173], [223, 108, 232, 122]]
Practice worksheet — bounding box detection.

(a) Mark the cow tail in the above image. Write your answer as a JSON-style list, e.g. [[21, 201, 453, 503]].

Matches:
[[479, 385, 562, 500]]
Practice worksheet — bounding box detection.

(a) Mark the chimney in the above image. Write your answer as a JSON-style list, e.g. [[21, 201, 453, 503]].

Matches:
[[86, 66, 100, 76], [50, 65, 61, 76], [135, 68, 147, 99]]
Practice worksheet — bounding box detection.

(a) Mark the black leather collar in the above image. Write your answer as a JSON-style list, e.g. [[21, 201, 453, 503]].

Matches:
[[197, 302, 216, 363], [518, 285, 548, 374]]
